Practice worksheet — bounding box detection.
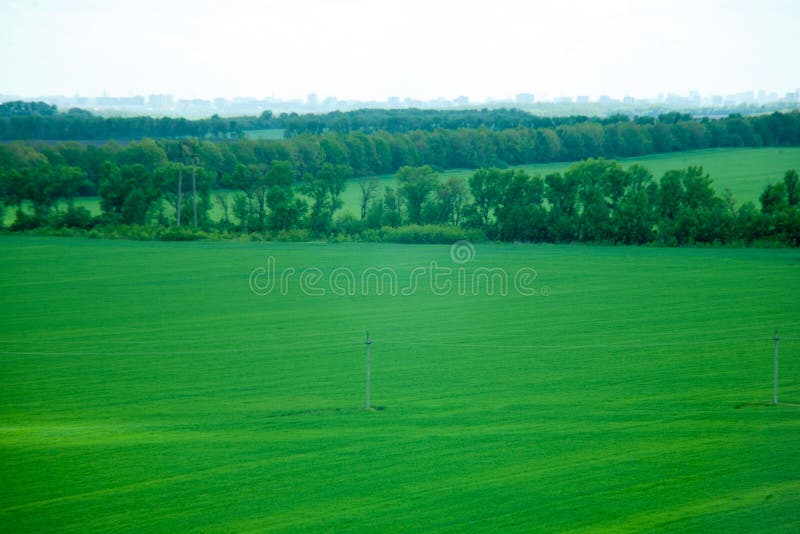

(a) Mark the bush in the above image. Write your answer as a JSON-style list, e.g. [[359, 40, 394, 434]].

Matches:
[[373, 225, 486, 244], [333, 211, 363, 236], [52, 206, 95, 229], [275, 228, 311, 241], [157, 227, 207, 241], [10, 209, 44, 231]]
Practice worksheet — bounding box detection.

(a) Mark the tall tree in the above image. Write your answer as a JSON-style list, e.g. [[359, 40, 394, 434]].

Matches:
[[358, 177, 380, 222], [397, 165, 438, 225], [468, 167, 508, 227], [266, 160, 305, 232]]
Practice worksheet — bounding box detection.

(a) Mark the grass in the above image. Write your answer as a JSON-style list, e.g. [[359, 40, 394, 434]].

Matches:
[[243, 129, 286, 140], [1, 236, 799, 531]]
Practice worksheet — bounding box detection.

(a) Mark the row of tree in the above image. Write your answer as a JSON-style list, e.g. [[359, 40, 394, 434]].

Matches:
[[1, 111, 799, 196], [3, 99, 800, 154], [462, 163, 799, 246], [0, 107, 247, 141], [2, 152, 798, 246]]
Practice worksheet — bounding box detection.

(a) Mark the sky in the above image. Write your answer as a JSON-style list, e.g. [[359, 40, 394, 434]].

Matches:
[[1, 0, 798, 102]]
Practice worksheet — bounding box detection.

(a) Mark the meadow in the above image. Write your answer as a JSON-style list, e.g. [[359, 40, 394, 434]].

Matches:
[[1, 236, 799, 531]]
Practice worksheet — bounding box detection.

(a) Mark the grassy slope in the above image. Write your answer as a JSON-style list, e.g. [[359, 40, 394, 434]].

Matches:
[[1, 236, 799, 531]]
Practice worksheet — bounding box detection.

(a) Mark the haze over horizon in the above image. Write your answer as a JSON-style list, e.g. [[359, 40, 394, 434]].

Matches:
[[1, 0, 798, 103]]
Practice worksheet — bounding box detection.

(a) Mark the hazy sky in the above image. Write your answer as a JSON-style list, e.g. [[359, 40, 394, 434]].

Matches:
[[1, 0, 798, 101]]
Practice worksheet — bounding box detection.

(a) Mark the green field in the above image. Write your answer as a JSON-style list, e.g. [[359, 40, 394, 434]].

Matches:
[[1, 236, 799, 531], [243, 129, 287, 140]]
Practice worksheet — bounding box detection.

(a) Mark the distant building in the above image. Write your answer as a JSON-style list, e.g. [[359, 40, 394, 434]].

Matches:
[[306, 93, 319, 106], [515, 93, 535, 104], [96, 96, 145, 106], [454, 95, 470, 106], [575, 95, 589, 103], [148, 94, 174, 108]]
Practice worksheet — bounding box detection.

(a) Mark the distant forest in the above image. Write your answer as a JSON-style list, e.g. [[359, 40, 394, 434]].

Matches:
[[2, 100, 800, 149], [1, 108, 798, 186]]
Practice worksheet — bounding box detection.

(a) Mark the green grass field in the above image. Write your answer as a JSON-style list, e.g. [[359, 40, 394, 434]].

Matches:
[[2, 236, 799, 531], [243, 129, 286, 140]]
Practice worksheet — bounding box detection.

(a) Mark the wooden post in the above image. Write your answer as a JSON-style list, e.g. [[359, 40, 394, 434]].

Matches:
[[366, 332, 372, 410], [774, 328, 780, 404]]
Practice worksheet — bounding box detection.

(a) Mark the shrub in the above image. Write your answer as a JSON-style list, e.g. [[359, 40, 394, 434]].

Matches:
[[53, 206, 95, 229], [333, 211, 363, 236], [157, 227, 207, 241], [10, 209, 44, 231], [275, 228, 311, 242], [377, 225, 486, 244]]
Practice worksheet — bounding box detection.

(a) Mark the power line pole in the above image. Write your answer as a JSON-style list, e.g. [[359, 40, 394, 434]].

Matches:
[[176, 163, 183, 226], [774, 328, 780, 405], [366, 332, 372, 410], [192, 157, 198, 228]]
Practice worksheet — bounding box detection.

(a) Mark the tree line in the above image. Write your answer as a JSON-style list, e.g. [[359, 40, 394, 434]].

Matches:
[[2, 99, 799, 156], [1, 108, 798, 245], [1, 111, 799, 192], [0, 105, 247, 141], [1, 146, 798, 246]]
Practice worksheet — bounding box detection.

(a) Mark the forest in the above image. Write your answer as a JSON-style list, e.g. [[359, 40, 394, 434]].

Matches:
[[1, 107, 799, 246]]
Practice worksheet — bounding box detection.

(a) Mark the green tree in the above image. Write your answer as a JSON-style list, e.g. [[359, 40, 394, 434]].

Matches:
[[304, 163, 352, 235], [51, 165, 89, 208], [759, 182, 787, 214], [545, 172, 580, 241], [784, 169, 799, 207], [494, 170, 547, 241], [382, 186, 402, 227], [397, 165, 437, 225], [433, 176, 468, 226], [266, 160, 305, 232], [99, 162, 161, 225], [358, 177, 380, 222], [117, 138, 168, 172], [468, 167, 508, 227]]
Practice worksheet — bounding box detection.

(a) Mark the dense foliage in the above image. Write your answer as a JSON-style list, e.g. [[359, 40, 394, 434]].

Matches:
[[0, 102, 248, 141], [1, 108, 799, 245], [1, 144, 798, 246]]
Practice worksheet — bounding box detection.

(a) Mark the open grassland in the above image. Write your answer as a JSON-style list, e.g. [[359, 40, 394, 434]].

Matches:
[[1, 236, 799, 531]]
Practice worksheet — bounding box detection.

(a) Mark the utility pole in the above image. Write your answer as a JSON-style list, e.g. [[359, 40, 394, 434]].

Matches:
[[366, 332, 372, 410], [192, 157, 198, 228], [176, 163, 183, 226], [774, 328, 780, 404], [178, 142, 200, 228]]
